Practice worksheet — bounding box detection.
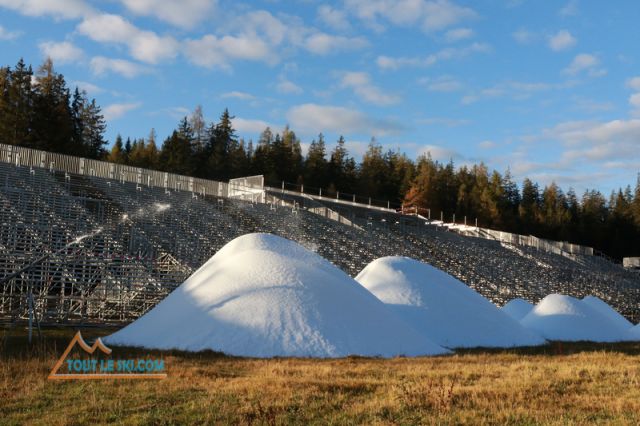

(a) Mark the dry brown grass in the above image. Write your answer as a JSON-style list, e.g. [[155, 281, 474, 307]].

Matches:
[[1, 327, 640, 425]]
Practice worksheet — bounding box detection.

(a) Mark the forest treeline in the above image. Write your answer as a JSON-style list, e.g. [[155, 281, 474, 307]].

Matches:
[[1, 59, 639, 259]]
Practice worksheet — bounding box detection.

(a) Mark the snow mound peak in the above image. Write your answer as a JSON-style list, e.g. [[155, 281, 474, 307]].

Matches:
[[521, 294, 633, 342], [355, 256, 545, 348], [581, 296, 633, 330], [502, 298, 534, 321], [105, 233, 447, 357]]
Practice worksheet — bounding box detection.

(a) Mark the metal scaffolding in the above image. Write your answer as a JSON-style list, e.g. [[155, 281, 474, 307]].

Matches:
[[1, 143, 640, 326]]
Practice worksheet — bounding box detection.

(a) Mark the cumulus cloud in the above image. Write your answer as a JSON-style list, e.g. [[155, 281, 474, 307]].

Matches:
[[90, 56, 151, 78], [626, 76, 640, 91], [317, 5, 351, 31], [419, 75, 462, 92], [548, 30, 576, 51], [119, 0, 215, 29], [377, 42, 490, 70], [286, 103, 403, 136], [562, 53, 605, 76], [559, 0, 579, 17], [232, 117, 278, 134], [478, 140, 496, 149], [221, 91, 256, 101], [418, 144, 463, 161], [38, 41, 84, 64], [344, 0, 476, 33], [339, 71, 400, 106], [444, 27, 473, 42], [184, 34, 273, 69], [71, 80, 103, 94], [77, 14, 178, 64], [512, 28, 536, 44], [103, 102, 142, 121], [276, 78, 303, 95], [303, 33, 368, 55], [0, 0, 94, 20], [0, 24, 20, 40], [543, 119, 640, 163]]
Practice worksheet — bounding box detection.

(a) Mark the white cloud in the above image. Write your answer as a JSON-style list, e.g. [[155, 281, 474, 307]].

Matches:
[[444, 27, 473, 42], [345, 0, 476, 33], [317, 5, 350, 31], [90, 56, 151, 78], [232, 117, 277, 134], [626, 76, 640, 91], [38, 41, 84, 64], [276, 78, 303, 95], [543, 119, 640, 163], [339, 71, 400, 106], [184, 34, 274, 69], [71, 81, 103, 94], [103, 102, 142, 121], [548, 30, 576, 51], [461, 80, 571, 104], [478, 140, 496, 149], [119, 0, 215, 29], [0, 24, 20, 40], [0, 0, 94, 20], [629, 93, 640, 109], [420, 75, 462, 92], [286, 103, 403, 136], [303, 33, 368, 55], [512, 28, 536, 44], [559, 0, 579, 17], [562, 53, 605, 77], [419, 144, 462, 161], [221, 91, 256, 101], [377, 42, 490, 70], [77, 14, 178, 64]]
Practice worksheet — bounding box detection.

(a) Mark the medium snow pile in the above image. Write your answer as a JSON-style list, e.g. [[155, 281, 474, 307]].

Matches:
[[105, 233, 447, 357], [520, 294, 633, 342], [581, 296, 633, 331], [355, 256, 545, 348], [501, 298, 534, 321]]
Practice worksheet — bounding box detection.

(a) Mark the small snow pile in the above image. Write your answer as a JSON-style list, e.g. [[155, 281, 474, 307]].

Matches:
[[521, 294, 633, 342], [355, 256, 545, 348], [581, 296, 633, 331], [501, 298, 534, 321], [105, 233, 447, 357], [631, 324, 640, 339]]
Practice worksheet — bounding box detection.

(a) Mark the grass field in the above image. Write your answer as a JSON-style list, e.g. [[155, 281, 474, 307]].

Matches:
[[2, 327, 640, 425]]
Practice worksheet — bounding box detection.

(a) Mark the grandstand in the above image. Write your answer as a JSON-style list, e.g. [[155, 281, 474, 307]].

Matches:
[[1, 143, 639, 326]]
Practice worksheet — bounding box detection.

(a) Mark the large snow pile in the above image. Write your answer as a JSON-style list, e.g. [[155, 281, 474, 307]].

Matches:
[[581, 296, 633, 330], [105, 233, 447, 357], [520, 294, 633, 342], [501, 298, 534, 321], [355, 256, 545, 348]]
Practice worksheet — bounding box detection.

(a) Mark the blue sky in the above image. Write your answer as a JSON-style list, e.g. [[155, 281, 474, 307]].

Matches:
[[1, 0, 639, 195]]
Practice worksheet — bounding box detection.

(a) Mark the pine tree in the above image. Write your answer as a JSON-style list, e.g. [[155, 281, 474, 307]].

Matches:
[[108, 134, 126, 164], [32, 58, 74, 153], [304, 133, 328, 189], [5, 59, 34, 147]]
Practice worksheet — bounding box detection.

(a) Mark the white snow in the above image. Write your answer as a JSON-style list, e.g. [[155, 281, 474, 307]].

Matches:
[[501, 298, 534, 321], [355, 256, 546, 348], [105, 233, 448, 358], [520, 294, 633, 342], [581, 296, 633, 330]]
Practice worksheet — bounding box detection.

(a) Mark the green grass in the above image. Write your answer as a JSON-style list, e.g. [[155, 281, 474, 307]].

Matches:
[[2, 327, 640, 425]]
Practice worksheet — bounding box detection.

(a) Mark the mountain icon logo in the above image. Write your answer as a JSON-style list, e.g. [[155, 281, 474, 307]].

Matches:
[[48, 331, 166, 380]]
